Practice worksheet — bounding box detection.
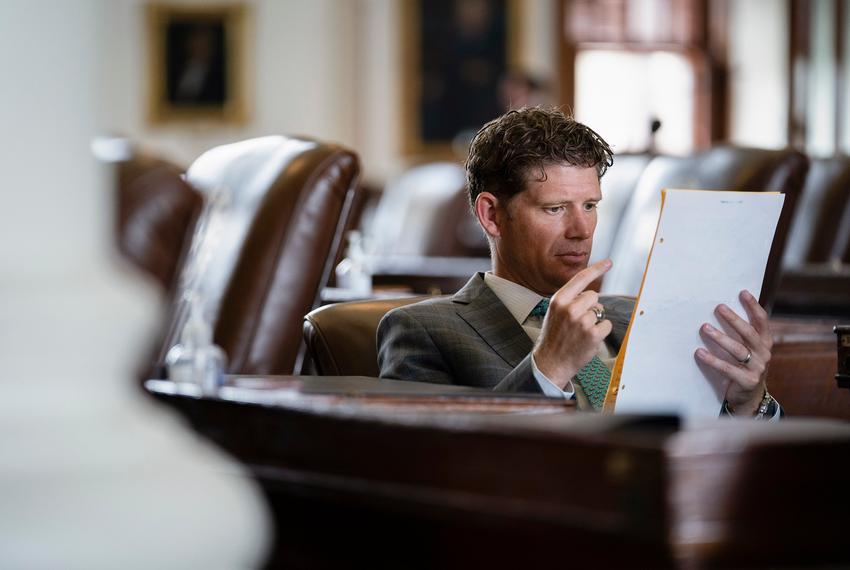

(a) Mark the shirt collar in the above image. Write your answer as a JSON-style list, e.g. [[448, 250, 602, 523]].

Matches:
[[483, 272, 547, 324]]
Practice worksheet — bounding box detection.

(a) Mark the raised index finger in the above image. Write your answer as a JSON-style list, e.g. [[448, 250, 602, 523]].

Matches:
[[557, 258, 612, 301]]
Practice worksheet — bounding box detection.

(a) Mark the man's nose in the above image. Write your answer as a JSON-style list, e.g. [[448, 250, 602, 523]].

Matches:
[[565, 210, 593, 239]]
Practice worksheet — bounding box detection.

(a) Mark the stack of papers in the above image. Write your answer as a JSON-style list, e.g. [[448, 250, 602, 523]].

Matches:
[[604, 189, 785, 420]]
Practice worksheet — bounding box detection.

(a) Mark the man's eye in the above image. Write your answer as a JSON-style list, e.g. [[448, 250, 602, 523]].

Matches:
[[584, 203, 599, 211], [544, 206, 564, 214]]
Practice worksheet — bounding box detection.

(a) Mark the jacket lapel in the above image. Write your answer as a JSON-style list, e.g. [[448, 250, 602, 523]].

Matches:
[[452, 274, 533, 368]]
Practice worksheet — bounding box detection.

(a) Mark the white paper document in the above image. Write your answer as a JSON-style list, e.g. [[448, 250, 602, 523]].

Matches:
[[611, 189, 785, 419]]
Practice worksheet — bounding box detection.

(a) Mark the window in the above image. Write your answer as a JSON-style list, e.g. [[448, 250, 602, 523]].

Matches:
[[574, 49, 696, 154]]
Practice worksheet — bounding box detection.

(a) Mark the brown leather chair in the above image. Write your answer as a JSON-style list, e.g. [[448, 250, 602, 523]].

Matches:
[[591, 152, 653, 264], [369, 162, 488, 258], [303, 297, 429, 376], [362, 162, 490, 294], [784, 155, 850, 266], [115, 152, 203, 292], [601, 146, 809, 309], [154, 135, 360, 377]]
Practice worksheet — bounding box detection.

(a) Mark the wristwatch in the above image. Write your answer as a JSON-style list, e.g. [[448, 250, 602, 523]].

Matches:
[[722, 389, 776, 420]]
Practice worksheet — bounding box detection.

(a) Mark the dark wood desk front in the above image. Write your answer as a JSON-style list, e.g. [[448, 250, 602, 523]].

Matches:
[[148, 377, 674, 568], [768, 317, 850, 419], [147, 376, 850, 569]]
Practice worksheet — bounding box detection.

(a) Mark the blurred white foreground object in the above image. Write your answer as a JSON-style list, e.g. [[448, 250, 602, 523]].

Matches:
[[0, 2, 269, 567]]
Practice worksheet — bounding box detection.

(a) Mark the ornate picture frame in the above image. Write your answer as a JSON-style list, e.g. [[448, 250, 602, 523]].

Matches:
[[146, 3, 248, 124], [401, 0, 521, 158]]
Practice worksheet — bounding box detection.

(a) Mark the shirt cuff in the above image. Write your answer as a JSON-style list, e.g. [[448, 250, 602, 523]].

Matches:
[[531, 354, 575, 399]]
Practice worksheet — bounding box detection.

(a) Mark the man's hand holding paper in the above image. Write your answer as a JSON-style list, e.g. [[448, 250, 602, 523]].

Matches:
[[608, 189, 785, 420], [697, 289, 774, 416]]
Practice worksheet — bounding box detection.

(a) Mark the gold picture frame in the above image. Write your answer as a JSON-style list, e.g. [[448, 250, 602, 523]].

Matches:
[[401, 0, 522, 158], [146, 3, 248, 124]]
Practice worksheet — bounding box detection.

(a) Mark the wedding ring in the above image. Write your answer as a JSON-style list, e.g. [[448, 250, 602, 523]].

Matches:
[[737, 350, 752, 365], [591, 306, 605, 324]]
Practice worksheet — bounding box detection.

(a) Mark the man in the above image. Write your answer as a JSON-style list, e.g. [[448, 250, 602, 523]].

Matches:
[[378, 107, 778, 418]]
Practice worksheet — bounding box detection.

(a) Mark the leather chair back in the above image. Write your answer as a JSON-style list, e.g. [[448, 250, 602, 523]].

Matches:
[[601, 146, 809, 309], [156, 136, 360, 376], [303, 297, 429, 376], [591, 153, 653, 265], [369, 162, 488, 257], [784, 155, 850, 267], [116, 153, 203, 292]]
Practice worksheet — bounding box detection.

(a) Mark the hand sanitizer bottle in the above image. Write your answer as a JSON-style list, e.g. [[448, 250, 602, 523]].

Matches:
[[165, 294, 227, 394], [335, 230, 372, 294]]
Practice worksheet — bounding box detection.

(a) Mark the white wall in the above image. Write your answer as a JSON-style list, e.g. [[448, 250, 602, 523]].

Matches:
[[99, 0, 363, 170], [518, 0, 558, 85], [26, 0, 838, 195], [728, 0, 789, 149], [806, 0, 837, 157], [19, 0, 814, 194], [98, 0, 557, 185], [357, 0, 403, 183]]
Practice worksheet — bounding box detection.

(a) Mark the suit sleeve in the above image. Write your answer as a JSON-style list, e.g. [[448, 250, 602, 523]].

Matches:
[[377, 307, 545, 394], [491, 354, 544, 394], [377, 309, 453, 385]]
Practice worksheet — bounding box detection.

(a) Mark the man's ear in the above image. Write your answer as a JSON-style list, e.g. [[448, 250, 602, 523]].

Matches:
[[474, 192, 503, 239]]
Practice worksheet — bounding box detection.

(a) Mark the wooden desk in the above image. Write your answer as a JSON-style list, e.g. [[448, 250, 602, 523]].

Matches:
[[768, 318, 850, 419], [147, 376, 675, 568], [147, 376, 850, 569]]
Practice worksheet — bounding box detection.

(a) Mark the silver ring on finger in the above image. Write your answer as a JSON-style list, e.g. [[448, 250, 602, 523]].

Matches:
[[591, 306, 605, 324], [737, 350, 752, 365]]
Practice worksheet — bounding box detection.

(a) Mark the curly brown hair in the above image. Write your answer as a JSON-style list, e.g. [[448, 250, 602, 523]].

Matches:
[[465, 106, 613, 209]]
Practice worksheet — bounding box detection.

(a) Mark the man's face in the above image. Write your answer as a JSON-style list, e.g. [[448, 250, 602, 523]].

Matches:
[[489, 164, 601, 296]]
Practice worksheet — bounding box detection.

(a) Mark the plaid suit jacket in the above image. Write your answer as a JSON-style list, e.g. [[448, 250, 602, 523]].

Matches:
[[377, 273, 634, 399]]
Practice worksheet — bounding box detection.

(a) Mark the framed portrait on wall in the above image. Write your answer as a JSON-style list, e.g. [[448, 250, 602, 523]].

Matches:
[[402, 0, 521, 157], [146, 3, 248, 124]]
